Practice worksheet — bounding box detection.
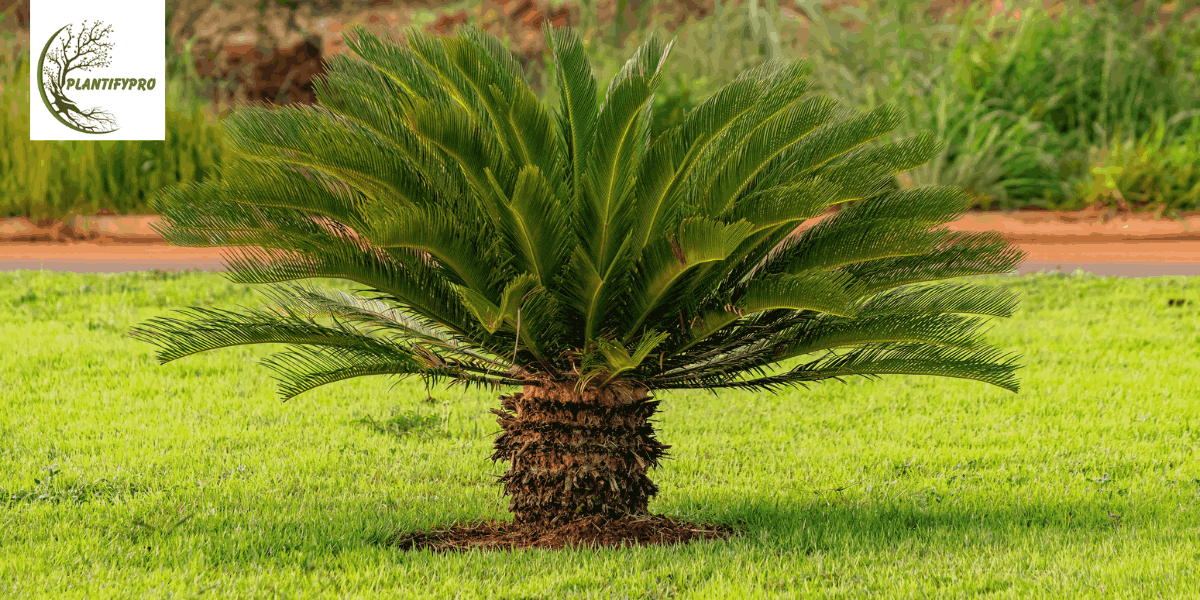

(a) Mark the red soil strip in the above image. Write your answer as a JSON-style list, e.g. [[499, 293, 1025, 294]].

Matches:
[[8, 241, 1198, 270], [4, 210, 1200, 270], [387, 514, 735, 552], [1017, 241, 1200, 263], [0, 244, 230, 260], [6, 210, 1200, 244]]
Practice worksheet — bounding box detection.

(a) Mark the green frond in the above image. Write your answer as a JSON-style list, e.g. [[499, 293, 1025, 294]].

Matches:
[[135, 25, 1024, 398], [737, 269, 866, 317], [128, 303, 404, 365], [408, 97, 516, 210], [403, 29, 495, 129], [622, 218, 756, 337], [724, 177, 839, 230], [544, 25, 598, 210], [683, 61, 818, 209], [218, 244, 477, 340], [689, 269, 867, 342], [806, 131, 945, 204], [220, 158, 365, 224], [625, 75, 764, 254], [638, 82, 854, 316], [253, 281, 509, 368], [312, 55, 468, 206], [259, 344, 516, 402], [770, 312, 995, 361], [649, 308, 995, 387], [442, 30, 562, 180], [568, 234, 635, 344], [341, 27, 452, 106], [363, 203, 496, 293], [149, 180, 359, 254], [223, 104, 436, 207], [851, 281, 1020, 318], [663, 342, 1023, 393], [840, 230, 1027, 295], [457, 273, 539, 335], [458, 26, 526, 84], [263, 345, 421, 401], [694, 95, 845, 215], [590, 330, 671, 386], [501, 166, 572, 286], [580, 34, 670, 271], [763, 187, 974, 276]]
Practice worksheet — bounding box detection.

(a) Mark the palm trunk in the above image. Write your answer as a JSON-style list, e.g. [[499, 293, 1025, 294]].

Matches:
[[490, 381, 669, 528]]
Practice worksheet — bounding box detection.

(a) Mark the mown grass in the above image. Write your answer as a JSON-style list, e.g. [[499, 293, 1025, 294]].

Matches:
[[2, 270, 1198, 598]]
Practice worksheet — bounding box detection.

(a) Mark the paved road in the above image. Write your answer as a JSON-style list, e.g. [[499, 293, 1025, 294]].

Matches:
[[2, 244, 1199, 277], [1016, 261, 1200, 276]]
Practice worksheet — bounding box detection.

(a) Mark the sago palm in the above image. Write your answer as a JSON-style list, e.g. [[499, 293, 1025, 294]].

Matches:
[[130, 24, 1025, 535]]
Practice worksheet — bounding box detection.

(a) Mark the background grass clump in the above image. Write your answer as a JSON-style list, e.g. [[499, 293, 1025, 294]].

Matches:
[[2, 0, 1200, 221], [2, 270, 1199, 597], [589, 0, 1200, 214]]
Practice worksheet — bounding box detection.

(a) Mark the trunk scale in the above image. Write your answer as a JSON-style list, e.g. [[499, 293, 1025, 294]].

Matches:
[[490, 380, 669, 528]]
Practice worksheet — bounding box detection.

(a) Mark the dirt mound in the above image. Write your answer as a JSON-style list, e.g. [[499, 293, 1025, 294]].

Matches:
[[388, 514, 735, 552], [0, 217, 114, 244], [0, 214, 166, 245]]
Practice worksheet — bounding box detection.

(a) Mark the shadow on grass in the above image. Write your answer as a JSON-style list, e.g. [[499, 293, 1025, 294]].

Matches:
[[87, 490, 1135, 564], [703, 492, 1129, 553]]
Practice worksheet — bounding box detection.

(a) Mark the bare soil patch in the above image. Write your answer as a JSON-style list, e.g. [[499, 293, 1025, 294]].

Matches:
[[387, 514, 735, 552]]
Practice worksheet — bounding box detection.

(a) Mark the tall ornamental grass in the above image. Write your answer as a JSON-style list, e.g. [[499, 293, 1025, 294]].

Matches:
[[575, 0, 1200, 213]]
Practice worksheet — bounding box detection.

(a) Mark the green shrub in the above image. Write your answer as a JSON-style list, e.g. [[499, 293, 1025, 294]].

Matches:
[[1066, 108, 1200, 213], [898, 83, 1065, 211]]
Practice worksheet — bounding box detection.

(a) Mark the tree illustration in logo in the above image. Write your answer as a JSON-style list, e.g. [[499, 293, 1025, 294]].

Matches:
[[38, 21, 119, 134]]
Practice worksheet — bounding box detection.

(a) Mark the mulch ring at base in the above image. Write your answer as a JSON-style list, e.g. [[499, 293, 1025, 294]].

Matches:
[[388, 514, 736, 552]]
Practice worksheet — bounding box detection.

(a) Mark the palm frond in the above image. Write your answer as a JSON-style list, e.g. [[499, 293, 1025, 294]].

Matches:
[[129, 303, 407, 365], [659, 342, 1023, 393], [581, 34, 670, 270], [544, 25, 598, 211], [252, 281, 511, 368], [134, 25, 1025, 397], [442, 29, 563, 182], [218, 242, 478, 340], [621, 218, 756, 336], [851, 281, 1020, 318], [363, 202, 496, 293], [839, 230, 1026, 295], [761, 187, 973, 277], [224, 104, 437, 207], [625, 77, 763, 254], [260, 344, 520, 401]]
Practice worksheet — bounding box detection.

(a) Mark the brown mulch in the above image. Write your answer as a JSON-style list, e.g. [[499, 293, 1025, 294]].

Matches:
[[386, 514, 737, 552]]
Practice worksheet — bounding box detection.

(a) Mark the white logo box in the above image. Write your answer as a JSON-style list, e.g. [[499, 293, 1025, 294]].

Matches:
[[29, 0, 166, 140]]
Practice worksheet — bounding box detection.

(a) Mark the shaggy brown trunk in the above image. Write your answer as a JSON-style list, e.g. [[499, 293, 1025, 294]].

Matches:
[[489, 380, 670, 529]]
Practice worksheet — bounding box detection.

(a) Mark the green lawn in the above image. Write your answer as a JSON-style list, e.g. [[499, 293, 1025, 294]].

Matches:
[[2, 269, 1198, 598]]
